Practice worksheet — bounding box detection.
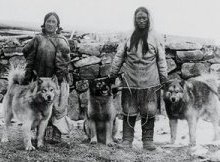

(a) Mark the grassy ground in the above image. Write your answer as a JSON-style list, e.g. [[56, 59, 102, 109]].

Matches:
[[0, 104, 220, 162]]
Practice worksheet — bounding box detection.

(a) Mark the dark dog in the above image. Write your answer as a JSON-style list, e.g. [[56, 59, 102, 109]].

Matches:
[[84, 77, 119, 146], [1, 67, 59, 150], [163, 74, 220, 146]]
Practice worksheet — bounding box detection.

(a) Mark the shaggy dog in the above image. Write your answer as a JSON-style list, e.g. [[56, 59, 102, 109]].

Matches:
[[1, 67, 59, 151], [163, 74, 220, 146], [84, 77, 119, 146]]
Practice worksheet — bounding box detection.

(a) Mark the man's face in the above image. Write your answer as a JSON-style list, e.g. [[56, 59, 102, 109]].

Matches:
[[135, 11, 149, 29], [45, 15, 58, 34]]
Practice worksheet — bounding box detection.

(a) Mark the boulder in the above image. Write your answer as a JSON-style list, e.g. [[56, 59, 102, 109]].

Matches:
[[168, 72, 182, 80], [166, 58, 177, 73], [73, 56, 101, 68], [78, 42, 103, 56], [176, 50, 204, 63], [3, 47, 23, 55], [79, 64, 100, 79], [166, 41, 202, 50], [207, 46, 220, 64], [210, 64, 220, 79], [181, 63, 210, 79]]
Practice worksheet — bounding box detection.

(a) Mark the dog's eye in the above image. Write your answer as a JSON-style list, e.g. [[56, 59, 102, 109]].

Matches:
[[42, 89, 47, 93], [50, 88, 54, 92]]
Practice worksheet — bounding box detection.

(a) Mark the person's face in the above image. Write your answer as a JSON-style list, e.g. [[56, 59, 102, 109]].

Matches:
[[45, 15, 58, 34], [135, 11, 149, 29]]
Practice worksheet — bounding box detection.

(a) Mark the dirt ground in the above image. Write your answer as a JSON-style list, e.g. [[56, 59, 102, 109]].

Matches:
[[0, 103, 220, 162]]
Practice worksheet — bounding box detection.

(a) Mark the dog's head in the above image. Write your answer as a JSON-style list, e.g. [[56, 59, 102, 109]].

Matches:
[[35, 75, 59, 103], [163, 79, 185, 103], [89, 78, 112, 96]]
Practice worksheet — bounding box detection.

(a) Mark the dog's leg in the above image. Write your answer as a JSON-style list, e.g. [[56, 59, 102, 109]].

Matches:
[[1, 100, 13, 143], [169, 119, 178, 144], [37, 119, 50, 148], [210, 112, 220, 141], [23, 121, 36, 151], [112, 117, 120, 143], [90, 120, 98, 144], [187, 113, 198, 147], [1, 108, 13, 143], [106, 120, 114, 146]]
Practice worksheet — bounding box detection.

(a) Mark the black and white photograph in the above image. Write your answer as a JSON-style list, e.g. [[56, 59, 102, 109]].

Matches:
[[0, 0, 220, 161]]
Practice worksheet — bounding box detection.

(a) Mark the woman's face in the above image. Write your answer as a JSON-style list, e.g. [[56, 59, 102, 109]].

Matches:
[[45, 15, 58, 34], [135, 11, 148, 29]]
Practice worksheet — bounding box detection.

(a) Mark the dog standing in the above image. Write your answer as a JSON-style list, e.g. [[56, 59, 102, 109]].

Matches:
[[163, 74, 220, 146], [1, 67, 59, 150], [84, 77, 119, 146]]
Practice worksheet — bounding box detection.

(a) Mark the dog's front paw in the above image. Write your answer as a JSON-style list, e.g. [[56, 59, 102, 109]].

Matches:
[[107, 141, 116, 147], [25, 145, 36, 151], [37, 141, 44, 148], [113, 137, 121, 143], [90, 140, 97, 145]]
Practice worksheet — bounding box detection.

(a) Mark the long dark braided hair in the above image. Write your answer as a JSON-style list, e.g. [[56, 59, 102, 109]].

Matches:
[[41, 12, 63, 34], [130, 7, 150, 54]]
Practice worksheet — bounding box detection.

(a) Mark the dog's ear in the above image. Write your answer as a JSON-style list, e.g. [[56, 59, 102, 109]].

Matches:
[[51, 75, 59, 87], [37, 78, 43, 85], [179, 79, 185, 87], [162, 79, 173, 89]]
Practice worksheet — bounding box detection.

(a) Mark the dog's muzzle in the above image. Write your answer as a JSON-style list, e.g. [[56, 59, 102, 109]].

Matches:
[[171, 97, 177, 103], [46, 95, 53, 103]]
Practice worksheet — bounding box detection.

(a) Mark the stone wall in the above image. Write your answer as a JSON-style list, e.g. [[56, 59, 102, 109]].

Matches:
[[0, 30, 220, 120]]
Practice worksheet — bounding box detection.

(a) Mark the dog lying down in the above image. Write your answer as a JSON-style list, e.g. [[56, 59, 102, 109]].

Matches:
[[1, 67, 59, 151], [163, 73, 220, 146], [84, 77, 119, 146]]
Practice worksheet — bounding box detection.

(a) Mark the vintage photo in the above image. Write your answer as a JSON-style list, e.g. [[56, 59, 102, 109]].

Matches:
[[0, 0, 220, 161]]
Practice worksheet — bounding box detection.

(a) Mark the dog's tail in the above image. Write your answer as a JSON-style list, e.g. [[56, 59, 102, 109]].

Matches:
[[191, 73, 220, 97], [7, 65, 26, 86]]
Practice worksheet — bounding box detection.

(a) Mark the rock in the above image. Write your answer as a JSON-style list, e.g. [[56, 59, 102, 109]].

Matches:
[[176, 50, 204, 63], [3, 47, 23, 55], [166, 41, 202, 50], [73, 56, 101, 68], [168, 72, 181, 80], [78, 42, 103, 56], [181, 63, 210, 79], [210, 64, 220, 73], [201, 45, 215, 60], [166, 58, 177, 73], [208, 46, 220, 64], [79, 64, 99, 79], [0, 59, 9, 65]]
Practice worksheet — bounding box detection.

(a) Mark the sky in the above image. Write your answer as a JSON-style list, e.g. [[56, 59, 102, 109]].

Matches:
[[1, 0, 220, 40]]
